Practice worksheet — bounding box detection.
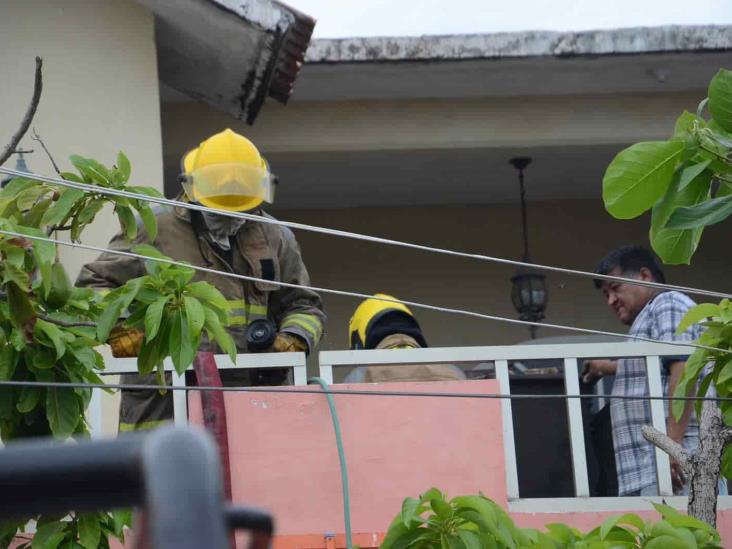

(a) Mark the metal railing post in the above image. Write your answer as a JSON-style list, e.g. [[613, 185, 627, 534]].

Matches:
[[646, 355, 673, 496], [496, 359, 520, 500], [564, 358, 590, 497]]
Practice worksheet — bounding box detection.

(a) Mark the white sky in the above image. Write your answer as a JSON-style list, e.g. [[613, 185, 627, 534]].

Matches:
[[293, 0, 732, 39]]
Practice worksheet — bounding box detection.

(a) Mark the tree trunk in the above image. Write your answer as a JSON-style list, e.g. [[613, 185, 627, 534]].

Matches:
[[687, 401, 726, 526], [642, 400, 731, 528]]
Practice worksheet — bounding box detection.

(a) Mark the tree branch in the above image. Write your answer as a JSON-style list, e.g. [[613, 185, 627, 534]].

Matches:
[[31, 129, 61, 175], [722, 427, 732, 446], [37, 314, 96, 328], [0, 57, 43, 166], [642, 424, 692, 471]]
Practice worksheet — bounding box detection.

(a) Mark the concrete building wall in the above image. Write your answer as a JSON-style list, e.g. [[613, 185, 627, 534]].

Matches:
[[0, 0, 164, 280], [1, 0, 164, 435], [272, 199, 732, 352], [162, 90, 702, 156]]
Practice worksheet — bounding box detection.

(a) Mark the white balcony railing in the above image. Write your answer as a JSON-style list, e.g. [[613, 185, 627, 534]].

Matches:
[[93, 342, 732, 512], [90, 352, 307, 434], [318, 342, 730, 511]]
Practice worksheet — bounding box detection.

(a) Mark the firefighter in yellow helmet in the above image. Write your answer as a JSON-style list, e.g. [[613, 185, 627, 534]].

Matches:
[[343, 294, 465, 383], [77, 129, 325, 431]]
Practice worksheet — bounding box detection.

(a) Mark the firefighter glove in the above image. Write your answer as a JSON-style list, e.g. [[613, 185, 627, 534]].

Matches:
[[271, 332, 308, 353], [108, 325, 144, 358]]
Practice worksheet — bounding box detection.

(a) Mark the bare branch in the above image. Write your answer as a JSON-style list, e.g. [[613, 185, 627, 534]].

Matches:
[[0, 57, 43, 166], [641, 424, 691, 471], [31, 129, 61, 175]]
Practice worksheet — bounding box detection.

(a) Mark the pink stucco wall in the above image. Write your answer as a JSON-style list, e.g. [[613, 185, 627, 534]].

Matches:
[[189, 380, 506, 535], [187, 380, 732, 548]]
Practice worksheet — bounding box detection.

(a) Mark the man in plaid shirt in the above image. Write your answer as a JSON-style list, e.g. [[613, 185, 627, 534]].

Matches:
[[583, 246, 701, 496]]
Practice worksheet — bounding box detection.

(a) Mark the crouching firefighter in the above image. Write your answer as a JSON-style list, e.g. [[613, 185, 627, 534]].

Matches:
[[76, 128, 326, 432], [343, 294, 465, 383]]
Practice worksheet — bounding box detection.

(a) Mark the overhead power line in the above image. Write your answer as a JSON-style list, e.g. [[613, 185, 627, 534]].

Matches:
[[0, 228, 729, 356], [0, 379, 728, 403], [0, 166, 730, 301]]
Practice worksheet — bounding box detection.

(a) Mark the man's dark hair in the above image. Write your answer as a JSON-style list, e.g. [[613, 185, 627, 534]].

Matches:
[[593, 245, 666, 289]]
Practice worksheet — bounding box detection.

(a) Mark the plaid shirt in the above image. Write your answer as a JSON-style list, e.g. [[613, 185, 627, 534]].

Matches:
[[610, 291, 702, 495]]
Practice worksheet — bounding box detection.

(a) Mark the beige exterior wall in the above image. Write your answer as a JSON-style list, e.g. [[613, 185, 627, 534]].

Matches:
[[162, 91, 700, 156], [1, 0, 164, 435], [274, 199, 732, 351], [0, 0, 164, 280]]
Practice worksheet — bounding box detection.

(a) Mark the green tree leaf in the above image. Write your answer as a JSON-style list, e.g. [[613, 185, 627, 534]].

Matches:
[[70, 156, 112, 186], [76, 198, 106, 226], [678, 160, 712, 192], [677, 303, 721, 334], [145, 295, 171, 341], [456, 530, 481, 549], [31, 521, 66, 549], [674, 111, 703, 137], [401, 497, 423, 527], [667, 193, 732, 230], [0, 345, 18, 381], [41, 188, 85, 227], [32, 244, 56, 296], [137, 322, 168, 376], [708, 128, 732, 148], [0, 177, 38, 200], [34, 319, 67, 359], [126, 185, 164, 199], [16, 385, 42, 413], [117, 152, 131, 183], [169, 311, 196, 375], [78, 513, 102, 549], [97, 278, 143, 342], [3, 245, 25, 269], [184, 296, 205, 338], [603, 141, 684, 219], [204, 309, 236, 362], [23, 197, 53, 228], [431, 498, 453, 520], [420, 488, 444, 503], [45, 262, 72, 308], [16, 185, 50, 211], [46, 386, 80, 438], [3, 263, 30, 288], [71, 346, 102, 372], [137, 204, 157, 242], [115, 204, 138, 240], [672, 350, 708, 421], [7, 281, 34, 329], [29, 348, 56, 371], [600, 514, 644, 539], [644, 535, 688, 549], [187, 282, 229, 322], [708, 68, 732, 133], [132, 244, 170, 275], [110, 509, 132, 538]]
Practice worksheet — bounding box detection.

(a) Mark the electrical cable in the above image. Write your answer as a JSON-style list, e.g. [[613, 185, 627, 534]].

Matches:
[[0, 379, 729, 402], [1, 165, 730, 300], [309, 377, 352, 549], [0, 228, 729, 356]]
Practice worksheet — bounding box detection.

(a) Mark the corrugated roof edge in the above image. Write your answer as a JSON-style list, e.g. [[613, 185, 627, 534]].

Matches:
[[305, 25, 732, 63]]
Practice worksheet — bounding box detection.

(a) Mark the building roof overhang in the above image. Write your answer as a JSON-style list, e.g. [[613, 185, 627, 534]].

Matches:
[[138, 0, 315, 124], [292, 26, 732, 102]]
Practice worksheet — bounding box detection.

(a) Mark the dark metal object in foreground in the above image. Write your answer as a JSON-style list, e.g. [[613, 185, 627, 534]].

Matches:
[[0, 427, 274, 548]]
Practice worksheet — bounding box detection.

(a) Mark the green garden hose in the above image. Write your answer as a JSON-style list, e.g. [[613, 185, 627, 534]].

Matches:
[[309, 377, 353, 549]]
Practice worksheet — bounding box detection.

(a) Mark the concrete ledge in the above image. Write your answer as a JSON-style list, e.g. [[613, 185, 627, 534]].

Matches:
[[306, 25, 732, 63]]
